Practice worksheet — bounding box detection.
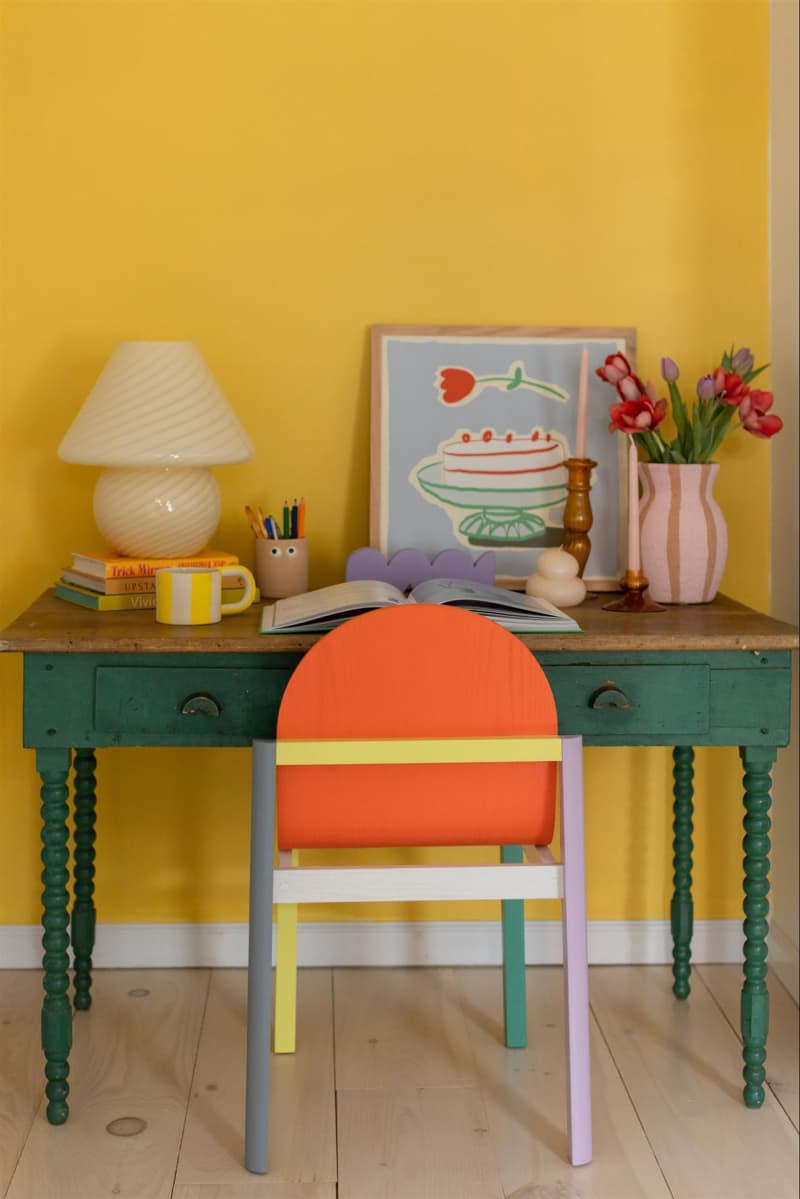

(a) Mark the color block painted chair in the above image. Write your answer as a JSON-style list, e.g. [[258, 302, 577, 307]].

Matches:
[[245, 604, 591, 1172]]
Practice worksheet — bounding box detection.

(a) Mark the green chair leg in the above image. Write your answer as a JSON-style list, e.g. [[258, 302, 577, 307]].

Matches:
[[501, 845, 527, 1048]]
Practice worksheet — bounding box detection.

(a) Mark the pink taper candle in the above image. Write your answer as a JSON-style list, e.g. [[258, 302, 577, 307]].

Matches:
[[627, 437, 641, 573], [575, 347, 589, 459]]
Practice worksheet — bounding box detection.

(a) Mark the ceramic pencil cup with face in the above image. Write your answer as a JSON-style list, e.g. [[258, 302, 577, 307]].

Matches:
[[254, 538, 309, 599]]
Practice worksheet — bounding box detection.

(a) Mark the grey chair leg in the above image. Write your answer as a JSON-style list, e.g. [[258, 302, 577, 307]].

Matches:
[[245, 740, 277, 1174], [560, 735, 592, 1166]]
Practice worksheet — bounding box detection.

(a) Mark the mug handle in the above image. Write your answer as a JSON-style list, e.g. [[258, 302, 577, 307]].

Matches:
[[220, 566, 257, 615]]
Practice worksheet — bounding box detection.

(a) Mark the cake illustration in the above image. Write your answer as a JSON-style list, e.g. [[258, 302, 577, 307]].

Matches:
[[442, 428, 567, 491], [413, 426, 571, 548]]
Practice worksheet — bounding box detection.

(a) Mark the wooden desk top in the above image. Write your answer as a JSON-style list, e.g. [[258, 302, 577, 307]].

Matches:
[[1, 590, 797, 656]]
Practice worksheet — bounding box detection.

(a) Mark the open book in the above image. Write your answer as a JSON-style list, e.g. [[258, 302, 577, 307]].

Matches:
[[259, 577, 582, 634]]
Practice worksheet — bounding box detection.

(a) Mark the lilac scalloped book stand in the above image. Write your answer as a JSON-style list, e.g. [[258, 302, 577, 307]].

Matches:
[[346, 548, 496, 591]]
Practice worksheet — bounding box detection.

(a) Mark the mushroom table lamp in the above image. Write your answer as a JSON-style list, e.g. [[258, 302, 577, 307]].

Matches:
[[58, 341, 255, 558]]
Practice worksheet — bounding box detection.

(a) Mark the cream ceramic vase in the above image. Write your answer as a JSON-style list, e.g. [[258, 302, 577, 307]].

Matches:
[[638, 463, 728, 604]]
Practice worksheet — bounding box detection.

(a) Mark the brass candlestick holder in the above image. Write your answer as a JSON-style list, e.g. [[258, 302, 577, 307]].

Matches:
[[562, 457, 596, 578], [603, 569, 665, 612]]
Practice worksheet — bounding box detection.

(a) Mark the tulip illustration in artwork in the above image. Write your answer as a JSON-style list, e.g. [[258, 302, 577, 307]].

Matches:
[[437, 362, 569, 406]]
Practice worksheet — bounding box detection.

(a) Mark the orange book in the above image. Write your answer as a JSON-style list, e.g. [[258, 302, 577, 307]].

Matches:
[[70, 549, 239, 580]]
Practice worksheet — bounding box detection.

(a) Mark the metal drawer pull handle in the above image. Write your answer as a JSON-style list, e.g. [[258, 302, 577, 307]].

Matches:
[[180, 693, 222, 718], [589, 685, 632, 710]]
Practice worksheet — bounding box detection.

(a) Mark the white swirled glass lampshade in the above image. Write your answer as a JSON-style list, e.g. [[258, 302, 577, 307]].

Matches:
[[58, 341, 255, 557]]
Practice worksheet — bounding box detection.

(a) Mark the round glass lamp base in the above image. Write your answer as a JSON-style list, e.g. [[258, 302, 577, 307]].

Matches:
[[93, 466, 221, 558]]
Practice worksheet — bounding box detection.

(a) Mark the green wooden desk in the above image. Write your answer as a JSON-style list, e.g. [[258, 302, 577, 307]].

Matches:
[[1, 590, 796, 1126]]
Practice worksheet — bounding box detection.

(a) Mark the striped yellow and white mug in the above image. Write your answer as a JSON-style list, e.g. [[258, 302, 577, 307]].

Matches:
[[155, 566, 256, 625]]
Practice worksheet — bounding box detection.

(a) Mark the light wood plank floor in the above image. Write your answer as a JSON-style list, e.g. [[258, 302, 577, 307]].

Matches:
[[1, 965, 797, 1198]]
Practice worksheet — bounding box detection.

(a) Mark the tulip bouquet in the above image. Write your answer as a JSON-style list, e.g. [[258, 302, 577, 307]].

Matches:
[[596, 347, 783, 464]]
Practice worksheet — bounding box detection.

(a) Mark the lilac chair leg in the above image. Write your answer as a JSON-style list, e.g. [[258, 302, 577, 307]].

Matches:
[[559, 735, 592, 1166]]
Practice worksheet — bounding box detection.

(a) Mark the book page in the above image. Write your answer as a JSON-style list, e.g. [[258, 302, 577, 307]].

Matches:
[[263, 579, 407, 631], [409, 577, 568, 620]]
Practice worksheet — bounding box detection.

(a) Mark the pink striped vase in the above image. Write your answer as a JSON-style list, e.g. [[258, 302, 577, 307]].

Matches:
[[638, 463, 728, 604]]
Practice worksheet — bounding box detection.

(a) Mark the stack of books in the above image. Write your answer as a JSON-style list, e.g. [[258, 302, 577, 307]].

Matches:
[[55, 550, 254, 611]]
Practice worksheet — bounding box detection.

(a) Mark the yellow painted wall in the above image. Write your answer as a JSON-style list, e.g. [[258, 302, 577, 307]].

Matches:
[[0, 0, 771, 929]]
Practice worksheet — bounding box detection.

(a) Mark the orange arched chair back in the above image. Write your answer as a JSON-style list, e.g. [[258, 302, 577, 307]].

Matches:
[[276, 604, 558, 849]]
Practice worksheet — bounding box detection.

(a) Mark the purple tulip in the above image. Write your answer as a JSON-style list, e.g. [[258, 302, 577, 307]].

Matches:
[[731, 347, 754, 375], [661, 357, 680, 383], [696, 374, 716, 401]]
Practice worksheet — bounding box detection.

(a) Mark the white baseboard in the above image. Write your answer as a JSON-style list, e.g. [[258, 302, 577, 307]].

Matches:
[[769, 920, 800, 1003], [0, 918, 745, 970]]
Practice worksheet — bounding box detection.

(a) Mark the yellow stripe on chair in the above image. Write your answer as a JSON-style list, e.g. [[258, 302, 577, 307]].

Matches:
[[276, 736, 563, 767]]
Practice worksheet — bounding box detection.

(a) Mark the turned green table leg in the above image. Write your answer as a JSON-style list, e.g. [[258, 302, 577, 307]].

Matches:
[[671, 746, 694, 999], [72, 748, 97, 1011], [37, 747, 73, 1125], [501, 846, 527, 1048], [739, 745, 775, 1109]]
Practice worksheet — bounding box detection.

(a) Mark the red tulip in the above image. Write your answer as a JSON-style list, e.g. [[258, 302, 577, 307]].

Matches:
[[608, 395, 668, 434], [719, 372, 750, 406], [438, 368, 476, 404], [617, 375, 643, 402], [596, 352, 633, 385], [738, 390, 783, 438]]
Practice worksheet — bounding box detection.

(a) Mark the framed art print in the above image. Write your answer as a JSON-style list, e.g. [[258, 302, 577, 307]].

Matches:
[[370, 324, 635, 589]]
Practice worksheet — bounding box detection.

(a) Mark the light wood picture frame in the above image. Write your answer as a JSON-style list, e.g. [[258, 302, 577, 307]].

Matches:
[[370, 324, 635, 589]]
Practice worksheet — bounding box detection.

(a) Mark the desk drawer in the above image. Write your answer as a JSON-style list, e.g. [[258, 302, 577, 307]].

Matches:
[[545, 664, 709, 737], [94, 666, 292, 739]]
